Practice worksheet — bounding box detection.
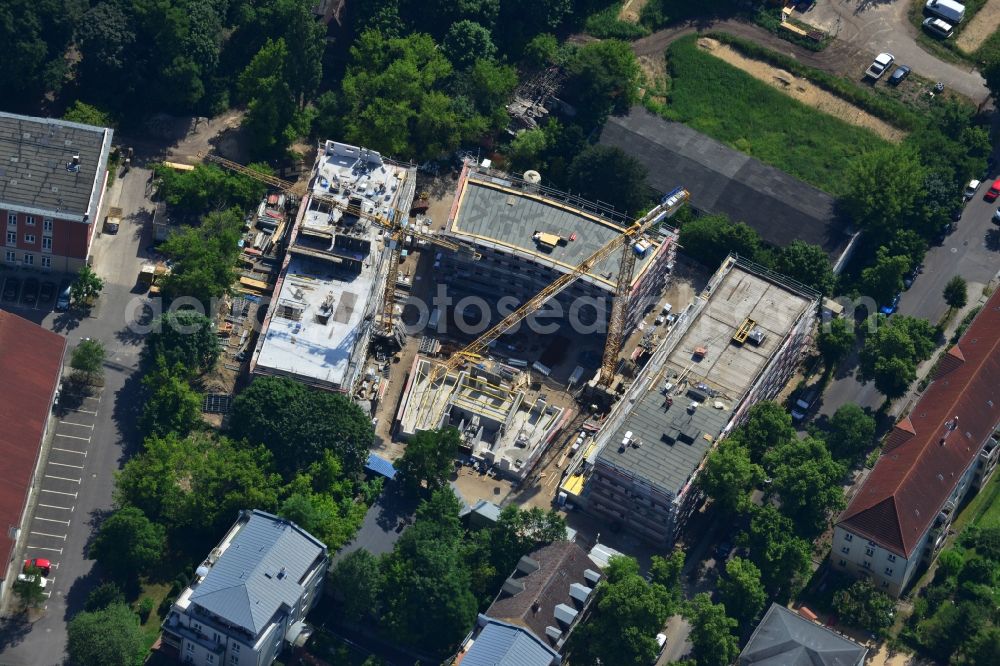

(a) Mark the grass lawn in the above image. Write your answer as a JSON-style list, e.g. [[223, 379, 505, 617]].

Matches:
[[659, 36, 890, 195], [953, 469, 1000, 534], [135, 581, 173, 651]]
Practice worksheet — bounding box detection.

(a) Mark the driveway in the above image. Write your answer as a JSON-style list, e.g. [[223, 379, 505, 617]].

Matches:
[[0, 166, 155, 666], [802, 0, 988, 104]]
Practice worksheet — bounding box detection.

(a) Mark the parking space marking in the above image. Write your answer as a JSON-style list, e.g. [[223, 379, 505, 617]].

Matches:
[[52, 447, 86, 456], [59, 421, 95, 429], [35, 516, 71, 525], [49, 461, 85, 470], [27, 545, 63, 554], [30, 531, 67, 540], [55, 433, 90, 442], [39, 503, 73, 511], [44, 474, 81, 484], [64, 408, 97, 415], [41, 489, 77, 498], [82, 395, 101, 402]]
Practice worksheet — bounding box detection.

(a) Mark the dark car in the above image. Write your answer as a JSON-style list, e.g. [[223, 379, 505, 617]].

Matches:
[[2, 277, 20, 302], [888, 65, 911, 85], [39, 281, 56, 303], [880, 293, 901, 316], [22, 278, 39, 305], [55, 279, 72, 311]]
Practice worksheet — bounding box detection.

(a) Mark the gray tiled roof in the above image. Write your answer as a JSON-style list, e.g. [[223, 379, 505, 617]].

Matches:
[[739, 604, 868, 666], [462, 616, 560, 666], [189, 510, 327, 637], [0, 112, 112, 218], [600, 108, 850, 262]]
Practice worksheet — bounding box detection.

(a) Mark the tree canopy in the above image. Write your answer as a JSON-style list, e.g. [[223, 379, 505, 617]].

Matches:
[[944, 275, 968, 310], [89, 507, 165, 582], [565, 39, 641, 125], [71, 338, 106, 382], [718, 557, 767, 630], [817, 317, 855, 369], [740, 505, 812, 598], [764, 436, 845, 535], [159, 208, 244, 308], [677, 214, 761, 269], [140, 358, 202, 438], [277, 451, 369, 551], [229, 376, 374, 477], [840, 146, 928, 243], [728, 401, 795, 464], [567, 144, 651, 215], [774, 240, 835, 294], [697, 439, 762, 516], [67, 603, 146, 666], [396, 427, 461, 498], [825, 404, 876, 463], [153, 163, 269, 218], [144, 311, 220, 373], [833, 578, 896, 638], [686, 593, 740, 666], [859, 314, 937, 399]]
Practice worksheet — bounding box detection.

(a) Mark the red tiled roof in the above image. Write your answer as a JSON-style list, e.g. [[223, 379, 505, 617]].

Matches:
[[838, 294, 1000, 557], [0, 312, 65, 574]]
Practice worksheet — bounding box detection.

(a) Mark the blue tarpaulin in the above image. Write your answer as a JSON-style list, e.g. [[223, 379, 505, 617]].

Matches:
[[365, 453, 397, 480]]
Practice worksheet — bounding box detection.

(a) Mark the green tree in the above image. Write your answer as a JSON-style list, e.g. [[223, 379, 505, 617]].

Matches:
[[85, 581, 126, 612], [840, 146, 928, 242], [67, 603, 146, 666], [229, 376, 374, 476], [677, 213, 763, 270], [570, 555, 675, 666], [71, 338, 106, 383], [12, 565, 46, 608], [63, 101, 114, 128], [958, 626, 1000, 666], [697, 440, 762, 516], [685, 593, 740, 666], [144, 311, 220, 372], [329, 549, 383, 623], [278, 452, 368, 550], [567, 145, 651, 215], [944, 275, 968, 310], [140, 358, 202, 438], [728, 401, 795, 463], [523, 33, 559, 67], [832, 579, 896, 638], [649, 548, 685, 607], [153, 162, 269, 217], [764, 436, 845, 535], [741, 505, 812, 597], [826, 404, 876, 462], [508, 128, 548, 170], [89, 507, 165, 582], [0, 0, 82, 101], [859, 314, 937, 399], [775, 241, 835, 293], [237, 38, 298, 157], [566, 39, 641, 125], [71, 265, 104, 307], [861, 247, 910, 306], [159, 208, 244, 308], [718, 557, 767, 630], [442, 20, 496, 69], [817, 317, 854, 368]]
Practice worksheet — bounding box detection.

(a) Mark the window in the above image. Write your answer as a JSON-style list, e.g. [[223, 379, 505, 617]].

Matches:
[[206, 655, 215, 664], [841, 546, 850, 555], [231, 656, 239, 665], [41, 256, 51, 268], [43, 218, 52, 232], [862, 560, 871, 570], [184, 657, 194, 665], [186, 643, 195, 653], [42, 236, 51, 251], [865, 547, 875, 557], [839, 559, 847, 567], [5, 231, 13, 244], [7, 213, 15, 227], [885, 567, 894, 576], [882, 581, 890, 588], [23, 254, 33, 266], [23, 234, 34, 244], [232, 644, 240, 653], [5, 250, 14, 262], [844, 533, 853, 542], [26, 216, 35, 226], [887, 553, 896, 562]]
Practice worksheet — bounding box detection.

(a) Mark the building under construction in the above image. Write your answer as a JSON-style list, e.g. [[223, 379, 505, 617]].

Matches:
[[436, 164, 679, 347], [559, 256, 818, 546], [249, 141, 416, 392], [395, 356, 572, 481]]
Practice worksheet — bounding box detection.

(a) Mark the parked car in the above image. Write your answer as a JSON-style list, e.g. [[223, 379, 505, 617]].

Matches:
[[889, 65, 911, 85], [39, 281, 56, 303], [654, 315, 666, 326], [880, 293, 901, 316], [55, 280, 72, 311], [993, 207, 1000, 225], [923, 16, 955, 38], [22, 278, 39, 305], [23, 558, 51, 576], [3, 277, 20, 302], [16, 573, 47, 589], [963, 179, 981, 201], [925, 0, 966, 24], [791, 388, 819, 422], [865, 52, 895, 79], [984, 178, 1000, 202]]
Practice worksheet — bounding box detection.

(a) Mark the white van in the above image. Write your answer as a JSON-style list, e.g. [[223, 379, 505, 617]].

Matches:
[[925, 0, 965, 24]]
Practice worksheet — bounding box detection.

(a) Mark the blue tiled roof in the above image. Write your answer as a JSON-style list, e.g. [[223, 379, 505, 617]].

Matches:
[[462, 617, 559, 666], [365, 453, 397, 480], [188, 510, 327, 637]]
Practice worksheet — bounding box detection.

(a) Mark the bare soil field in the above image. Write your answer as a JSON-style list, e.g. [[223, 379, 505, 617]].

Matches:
[[957, 0, 1000, 53], [638, 53, 668, 104], [618, 0, 650, 23], [697, 38, 907, 143]]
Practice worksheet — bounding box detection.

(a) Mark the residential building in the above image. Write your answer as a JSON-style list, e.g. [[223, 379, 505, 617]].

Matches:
[[0, 312, 66, 602], [250, 140, 416, 392], [456, 616, 561, 666], [600, 107, 855, 271], [833, 290, 1000, 596], [160, 510, 329, 666], [0, 111, 114, 273], [561, 256, 818, 546], [738, 603, 868, 665]]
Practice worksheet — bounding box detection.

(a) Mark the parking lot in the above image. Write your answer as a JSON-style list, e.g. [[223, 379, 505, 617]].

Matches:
[[20, 385, 103, 609], [0, 272, 69, 312]]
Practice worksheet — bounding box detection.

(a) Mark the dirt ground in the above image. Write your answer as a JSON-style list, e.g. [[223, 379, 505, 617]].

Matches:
[[696, 37, 907, 143], [956, 0, 1000, 53], [618, 0, 651, 23], [638, 53, 669, 104]]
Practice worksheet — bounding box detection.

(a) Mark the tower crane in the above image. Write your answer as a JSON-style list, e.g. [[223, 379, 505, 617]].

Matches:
[[426, 187, 689, 389], [200, 153, 462, 337]]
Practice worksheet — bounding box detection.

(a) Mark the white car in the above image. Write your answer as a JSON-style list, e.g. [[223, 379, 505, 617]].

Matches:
[[964, 179, 981, 200], [17, 573, 48, 589], [865, 52, 895, 79]]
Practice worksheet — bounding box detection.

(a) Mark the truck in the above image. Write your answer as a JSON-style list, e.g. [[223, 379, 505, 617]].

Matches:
[[103, 207, 122, 234], [865, 52, 895, 79]]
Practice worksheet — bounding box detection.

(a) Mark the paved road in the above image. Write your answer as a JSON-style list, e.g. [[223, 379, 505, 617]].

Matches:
[[802, 0, 988, 104], [0, 166, 154, 666]]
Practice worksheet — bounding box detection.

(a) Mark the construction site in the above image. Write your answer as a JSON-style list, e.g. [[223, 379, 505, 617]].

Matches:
[[559, 256, 819, 546]]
